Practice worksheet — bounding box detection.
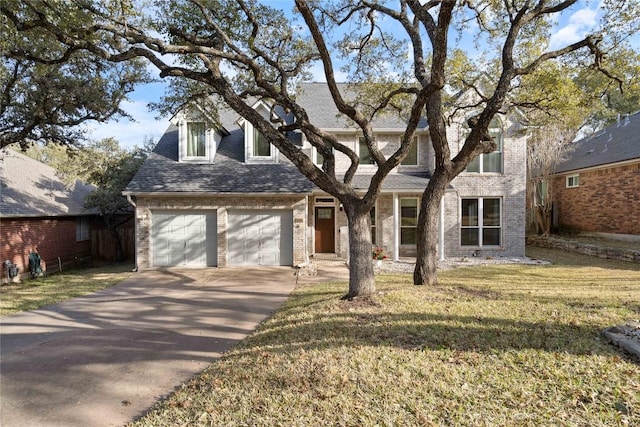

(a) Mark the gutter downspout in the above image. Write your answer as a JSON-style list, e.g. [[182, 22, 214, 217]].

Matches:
[[125, 194, 138, 272]]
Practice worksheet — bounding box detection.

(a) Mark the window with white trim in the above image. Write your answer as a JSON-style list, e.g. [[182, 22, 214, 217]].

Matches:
[[186, 122, 206, 157], [401, 136, 418, 166], [566, 174, 579, 188], [253, 127, 271, 157], [465, 117, 503, 173], [400, 198, 418, 245], [358, 137, 376, 165], [245, 121, 277, 163], [314, 146, 333, 166], [461, 197, 501, 247], [179, 119, 215, 163]]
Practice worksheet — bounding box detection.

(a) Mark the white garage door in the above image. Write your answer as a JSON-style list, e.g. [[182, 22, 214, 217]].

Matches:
[[152, 211, 217, 267], [228, 210, 293, 266]]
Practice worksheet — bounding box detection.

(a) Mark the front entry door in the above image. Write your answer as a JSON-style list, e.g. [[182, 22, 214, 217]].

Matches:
[[315, 207, 335, 253]]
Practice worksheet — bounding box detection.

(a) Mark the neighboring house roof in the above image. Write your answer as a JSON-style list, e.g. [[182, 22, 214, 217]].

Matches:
[[556, 111, 640, 173], [0, 149, 96, 218], [126, 83, 431, 195]]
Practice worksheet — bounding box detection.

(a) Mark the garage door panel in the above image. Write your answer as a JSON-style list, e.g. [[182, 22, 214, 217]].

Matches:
[[228, 210, 293, 266], [152, 211, 217, 267]]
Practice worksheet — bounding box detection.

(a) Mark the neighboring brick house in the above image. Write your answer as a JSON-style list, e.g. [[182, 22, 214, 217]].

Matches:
[[124, 83, 527, 269], [551, 111, 640, 239], [0, 149, 97, 280]]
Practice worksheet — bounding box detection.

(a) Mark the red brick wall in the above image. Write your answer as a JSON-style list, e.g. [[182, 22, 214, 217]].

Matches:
[[0, 217, 92, 277], [552, 162, 640, 235]]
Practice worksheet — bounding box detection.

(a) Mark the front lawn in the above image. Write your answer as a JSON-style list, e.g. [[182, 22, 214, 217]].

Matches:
[[132, 248, 639, 426], [0, 263, 134, 316]]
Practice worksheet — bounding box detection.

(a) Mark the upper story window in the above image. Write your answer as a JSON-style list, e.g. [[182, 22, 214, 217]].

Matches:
[[253, 127, 271, 157], [465, 117, 503, 174], [242, 101, 279, 164], [566, 174, 579, 188], [401, 136, 418, 166], [187, 122, 206, 157], [358, 137, 376, 165], [178, 119, 215, 163], [313, 146, 333, 166]]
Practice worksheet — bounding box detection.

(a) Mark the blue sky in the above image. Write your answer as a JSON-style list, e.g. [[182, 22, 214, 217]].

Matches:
[[86, 0, 609, 149]]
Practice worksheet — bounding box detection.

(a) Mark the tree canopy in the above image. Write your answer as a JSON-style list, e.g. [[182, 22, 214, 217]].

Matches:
[[0, 3, 150, 149]]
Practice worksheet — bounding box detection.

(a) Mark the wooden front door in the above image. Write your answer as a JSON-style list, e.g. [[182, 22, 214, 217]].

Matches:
[[314, 207, 335, 253]]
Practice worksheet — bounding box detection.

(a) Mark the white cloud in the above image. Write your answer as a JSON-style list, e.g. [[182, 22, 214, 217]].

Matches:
[[549, 7, 598, 49], [85, 98, 167, 149]]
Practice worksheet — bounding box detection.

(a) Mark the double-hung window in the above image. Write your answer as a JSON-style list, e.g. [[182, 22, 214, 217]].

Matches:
[[358, 137, 376, 165], [187, 122, 206, 158], [253, 127, 271, 157], [465, 117, 503, 173], [566, 174, 579, 188], [401, 136, 418, 166], [400, 198, 418, 245], [461, 198, 501, 247]]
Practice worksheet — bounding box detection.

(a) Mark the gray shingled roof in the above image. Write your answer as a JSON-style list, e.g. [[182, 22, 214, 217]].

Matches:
[[126, 83, 431, 195], [297, 83, 429, 130], [0, 149, 96, 217], [126, 124, 314, 194], [556, 111, 640, 173]]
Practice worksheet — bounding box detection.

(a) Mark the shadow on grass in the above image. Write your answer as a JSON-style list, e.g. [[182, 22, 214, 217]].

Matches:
[[245, 308, 610, 358]]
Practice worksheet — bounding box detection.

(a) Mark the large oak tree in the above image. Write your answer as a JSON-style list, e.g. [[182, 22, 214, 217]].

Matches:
[[2, 0, 637, 294]]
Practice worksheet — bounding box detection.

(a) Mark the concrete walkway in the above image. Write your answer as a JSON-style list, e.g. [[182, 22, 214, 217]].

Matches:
[[0, 266, 347, 427]]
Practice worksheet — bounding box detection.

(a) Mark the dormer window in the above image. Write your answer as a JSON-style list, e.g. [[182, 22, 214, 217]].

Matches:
[[178, 118, 216, 163], [240, 100, 280, 164], [253, 127, 271, 157], [187, 122, 206, 157]]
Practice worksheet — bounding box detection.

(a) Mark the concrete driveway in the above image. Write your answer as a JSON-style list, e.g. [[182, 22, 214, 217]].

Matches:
[[0, 266, 332, 427]]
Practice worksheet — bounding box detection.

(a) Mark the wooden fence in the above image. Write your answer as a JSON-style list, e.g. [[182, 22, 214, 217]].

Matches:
[[91, 227, 135, 261]]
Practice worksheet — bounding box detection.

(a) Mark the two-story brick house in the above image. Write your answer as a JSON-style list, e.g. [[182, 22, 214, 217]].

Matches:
[[124, 83, 527, 268]]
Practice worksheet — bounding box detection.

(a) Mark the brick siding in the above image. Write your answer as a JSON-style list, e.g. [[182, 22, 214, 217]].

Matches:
[[552, 162, 640, 236], [0, 217, 92, 279]]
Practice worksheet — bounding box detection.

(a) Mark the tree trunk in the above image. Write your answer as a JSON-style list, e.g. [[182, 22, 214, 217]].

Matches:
[[414, 179, 447, 286], [343, 205, 375, 299]]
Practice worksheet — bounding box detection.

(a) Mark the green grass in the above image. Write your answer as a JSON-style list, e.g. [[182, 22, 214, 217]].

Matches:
[[131, 248, 640, 427], [0, 263, 134, 316]]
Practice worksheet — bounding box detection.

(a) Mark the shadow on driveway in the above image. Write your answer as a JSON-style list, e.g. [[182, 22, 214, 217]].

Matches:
[[0, 266, 308, 427]]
